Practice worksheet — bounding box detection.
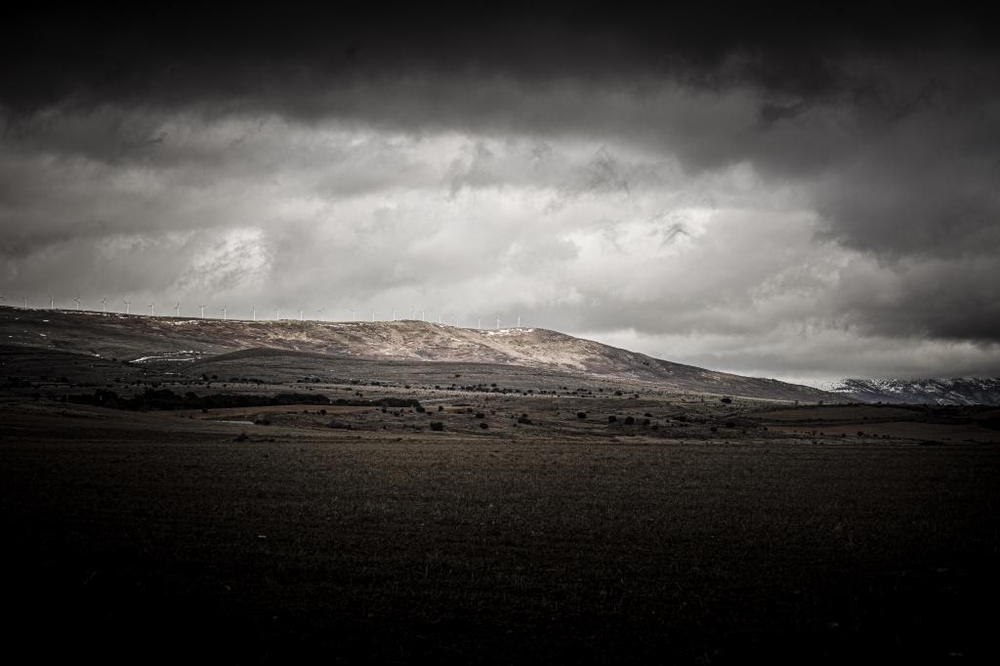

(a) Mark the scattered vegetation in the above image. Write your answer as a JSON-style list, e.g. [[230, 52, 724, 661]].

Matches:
[[62, 388, 425, 413]]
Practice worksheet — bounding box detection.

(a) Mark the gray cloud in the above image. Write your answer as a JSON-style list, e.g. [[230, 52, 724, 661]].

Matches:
[[2, 7, 1000, 382]]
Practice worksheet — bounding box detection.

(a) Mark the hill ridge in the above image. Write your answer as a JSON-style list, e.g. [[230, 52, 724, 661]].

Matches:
[[0, 305, 832, 401]]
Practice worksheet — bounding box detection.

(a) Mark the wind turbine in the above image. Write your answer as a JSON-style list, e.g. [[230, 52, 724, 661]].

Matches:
[[221, 305, 227, 321], [198, 304, 206, 318], [316, 308, 324, 320], [274, 308, 280, 320], [420, 310, 425, 321], [298, 308, 304, 322], [372, 310, 376, 322], [477, 316, 482, 330], [350, 308, 356, 321], [22, 296, 28, 310], [438, 313, 442, 324], [251, 306, 256, 321], [517, 314, 521, 328], [48, 293, 55, 309], [149, 302, 155, 316], [73, 296, 81, 310], [123, 298, 131, 315], [173, 301, 180, 317], [391, 308, 396, 321], [100, 297, 108, 313], [496, 314, 501, 330]]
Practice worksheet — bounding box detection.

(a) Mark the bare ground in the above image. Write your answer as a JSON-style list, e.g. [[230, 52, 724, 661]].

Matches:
[[2, 399, 998, 664]]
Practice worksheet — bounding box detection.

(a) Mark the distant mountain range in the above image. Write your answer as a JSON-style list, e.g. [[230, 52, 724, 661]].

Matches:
[[825, 377, 1000, 406], [0, 306, 833, 402]]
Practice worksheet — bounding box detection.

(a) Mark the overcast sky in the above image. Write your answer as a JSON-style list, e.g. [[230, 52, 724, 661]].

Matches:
[[2, 5, 998, 385]]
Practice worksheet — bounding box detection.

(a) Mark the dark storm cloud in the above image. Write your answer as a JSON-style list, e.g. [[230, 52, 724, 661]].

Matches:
[[4, 4, 993, 113], [3, 4, 1000, 380], [830, 256, 1000, 341]]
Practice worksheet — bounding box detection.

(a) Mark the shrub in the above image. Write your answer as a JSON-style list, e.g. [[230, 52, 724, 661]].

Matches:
[[623, 416, 635, 425], [720, 397, 733, 404], [577, 411, 587, 419], [430, 421, 444, 431], [479, 422, 489, 429], [608, 415, 617, 423]]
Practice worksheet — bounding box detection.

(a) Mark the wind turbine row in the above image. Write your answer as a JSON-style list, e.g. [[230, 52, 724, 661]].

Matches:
[[1, 295, 528, 330]]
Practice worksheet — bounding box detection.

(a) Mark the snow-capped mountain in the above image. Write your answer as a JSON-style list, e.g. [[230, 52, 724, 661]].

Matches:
[[825, 377, 1000, 406]]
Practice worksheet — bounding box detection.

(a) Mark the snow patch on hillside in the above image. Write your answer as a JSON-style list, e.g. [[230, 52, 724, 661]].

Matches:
[[481, 328, 535, 336], [825, 377, 1000, 405], [131, 350, 204, 363]]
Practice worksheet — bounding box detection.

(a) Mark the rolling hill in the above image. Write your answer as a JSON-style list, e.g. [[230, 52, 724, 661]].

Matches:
[[0, 306, 833, 401]]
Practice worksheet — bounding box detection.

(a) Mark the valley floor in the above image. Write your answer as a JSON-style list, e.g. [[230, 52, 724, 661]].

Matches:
[[2, 399, 998, 664]]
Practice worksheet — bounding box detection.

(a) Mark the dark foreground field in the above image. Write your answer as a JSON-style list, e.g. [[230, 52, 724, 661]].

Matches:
[[2, 403, 998, 664]]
